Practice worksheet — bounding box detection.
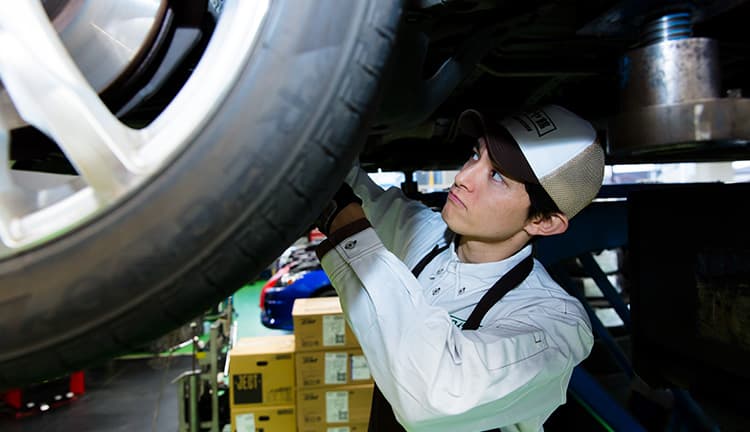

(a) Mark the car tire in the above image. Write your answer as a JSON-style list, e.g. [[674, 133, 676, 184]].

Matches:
[[0, 0, 401, 387]]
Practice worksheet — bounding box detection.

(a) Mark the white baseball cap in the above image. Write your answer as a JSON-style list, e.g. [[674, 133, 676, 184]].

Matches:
[[458, 104, 605, 218]]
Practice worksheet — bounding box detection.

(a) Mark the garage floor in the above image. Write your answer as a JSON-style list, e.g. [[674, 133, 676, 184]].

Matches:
[[0, 281, 288, 432], [0, 356, 194, 432]]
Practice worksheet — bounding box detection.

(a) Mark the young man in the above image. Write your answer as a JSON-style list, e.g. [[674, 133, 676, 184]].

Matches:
[[314, 104, 605, 431]]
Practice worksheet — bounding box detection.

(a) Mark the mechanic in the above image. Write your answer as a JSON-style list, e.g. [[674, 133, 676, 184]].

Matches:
[[313, 104, 605, 432]]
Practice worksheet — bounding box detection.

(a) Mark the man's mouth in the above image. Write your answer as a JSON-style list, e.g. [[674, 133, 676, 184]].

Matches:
[[447, 190, 465, 208]]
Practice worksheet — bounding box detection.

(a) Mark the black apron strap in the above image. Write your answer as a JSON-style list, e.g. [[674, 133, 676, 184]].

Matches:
[[369, 245, 534, 432], [411, 242, 451, 278], [369, 385, 397, 432], [462, 255, 534, 331]]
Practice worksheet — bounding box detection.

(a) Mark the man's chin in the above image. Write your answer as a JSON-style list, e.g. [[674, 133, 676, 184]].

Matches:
[[440, 206, 450, 221], [441, 207, 461, 233]]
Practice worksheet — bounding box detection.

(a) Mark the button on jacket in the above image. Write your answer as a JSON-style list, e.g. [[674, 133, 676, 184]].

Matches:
[[316, 167, 594, 432]]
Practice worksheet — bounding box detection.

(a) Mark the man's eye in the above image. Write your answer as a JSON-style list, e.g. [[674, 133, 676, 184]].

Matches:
[[491, 170, 503, 182], [470, 150, 480, 161]]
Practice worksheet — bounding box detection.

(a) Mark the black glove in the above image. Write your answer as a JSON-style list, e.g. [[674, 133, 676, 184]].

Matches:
[[314, 183, 362, 236]]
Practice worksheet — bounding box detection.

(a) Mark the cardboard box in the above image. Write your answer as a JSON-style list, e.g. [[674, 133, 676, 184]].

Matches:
[[295, 347, 373, 388], [231, 405, 296, 432], [296, 384, 374, 430], [229, 334, 296, 408], [297, 423, 368, 432], [292, 297, 359, 351]]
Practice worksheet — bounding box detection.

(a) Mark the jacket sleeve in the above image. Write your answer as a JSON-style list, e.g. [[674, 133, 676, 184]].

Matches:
[[317, 225, 594, 432], [344, 166, 441, 262]]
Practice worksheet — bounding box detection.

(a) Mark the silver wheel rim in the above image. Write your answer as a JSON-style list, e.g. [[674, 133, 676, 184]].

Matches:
[[0, 0, 270, 258]]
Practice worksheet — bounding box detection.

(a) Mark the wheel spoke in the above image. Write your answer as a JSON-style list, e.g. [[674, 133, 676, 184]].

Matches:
[[0, 114, 87, 250], [0, 0, 146, 202], [0, 120, 15, 243], [0, 0, 271, 255], [0, 118, 33, 248]]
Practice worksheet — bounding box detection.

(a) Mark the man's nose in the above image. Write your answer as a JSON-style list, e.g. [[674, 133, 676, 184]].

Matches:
[[454, 161, 480, 191]]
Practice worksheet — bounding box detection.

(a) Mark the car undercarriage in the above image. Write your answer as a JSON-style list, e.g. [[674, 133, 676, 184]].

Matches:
[[363, 0, 750, 173]]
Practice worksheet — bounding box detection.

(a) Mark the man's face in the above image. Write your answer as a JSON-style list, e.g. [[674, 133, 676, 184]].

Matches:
[[441, 136, 531, 243]]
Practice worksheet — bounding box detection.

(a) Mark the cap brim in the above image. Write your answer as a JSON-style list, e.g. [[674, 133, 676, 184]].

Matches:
[[457, 109, 539, 185]]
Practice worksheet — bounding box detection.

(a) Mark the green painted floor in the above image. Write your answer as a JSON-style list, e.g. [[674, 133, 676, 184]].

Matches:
[[232, 280, 292, 340], [117, 279, 288, 359]]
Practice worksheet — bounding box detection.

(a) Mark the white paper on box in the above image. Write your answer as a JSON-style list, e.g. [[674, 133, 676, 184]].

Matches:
[[325, 352, 348, 384], [323, 314, 345, 346], [327, 427, 351, 432], [326, 390, 350, 423], [235, 413, 255, 432], [351, 354, 371, 381]]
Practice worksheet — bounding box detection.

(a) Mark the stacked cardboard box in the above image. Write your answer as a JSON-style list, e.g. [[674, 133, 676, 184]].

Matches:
[[227, 297, 375, 431], [228, 334, 297, 432], [292, 297, 374, 432]]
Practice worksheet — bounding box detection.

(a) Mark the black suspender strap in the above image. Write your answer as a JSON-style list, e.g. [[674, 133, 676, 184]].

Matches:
[[411, 243, 451, 278], [462, 254, 534, 331]]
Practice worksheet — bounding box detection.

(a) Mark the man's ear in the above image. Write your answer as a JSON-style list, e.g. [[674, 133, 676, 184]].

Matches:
[[524, 213, 569, 237]]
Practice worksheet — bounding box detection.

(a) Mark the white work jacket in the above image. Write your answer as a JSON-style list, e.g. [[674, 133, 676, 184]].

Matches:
[[316, 167, 594, 432]]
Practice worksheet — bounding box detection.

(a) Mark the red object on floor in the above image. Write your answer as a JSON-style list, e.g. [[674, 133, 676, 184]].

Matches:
[[3, 388, 22, 410], [69, 371, 85, 394], [0, 371, 85, 419]]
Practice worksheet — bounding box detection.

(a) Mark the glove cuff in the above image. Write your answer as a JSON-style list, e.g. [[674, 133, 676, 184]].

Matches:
[[317, 183, 362, 236]]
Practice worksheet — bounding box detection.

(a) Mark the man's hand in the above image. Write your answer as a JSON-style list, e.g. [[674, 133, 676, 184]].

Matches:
[[314, 183, 364, 237]]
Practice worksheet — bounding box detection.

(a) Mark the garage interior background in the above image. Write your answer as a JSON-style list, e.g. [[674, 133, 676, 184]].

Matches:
[[2, 0, 750, 431]]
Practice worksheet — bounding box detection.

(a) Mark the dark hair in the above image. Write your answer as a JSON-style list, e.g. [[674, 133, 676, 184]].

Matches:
[[525, 182, 561, 220], [482, 126, 561, 221]]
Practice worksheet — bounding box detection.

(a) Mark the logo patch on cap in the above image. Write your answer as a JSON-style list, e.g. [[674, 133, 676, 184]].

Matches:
[[516, 109, 557, 137]]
